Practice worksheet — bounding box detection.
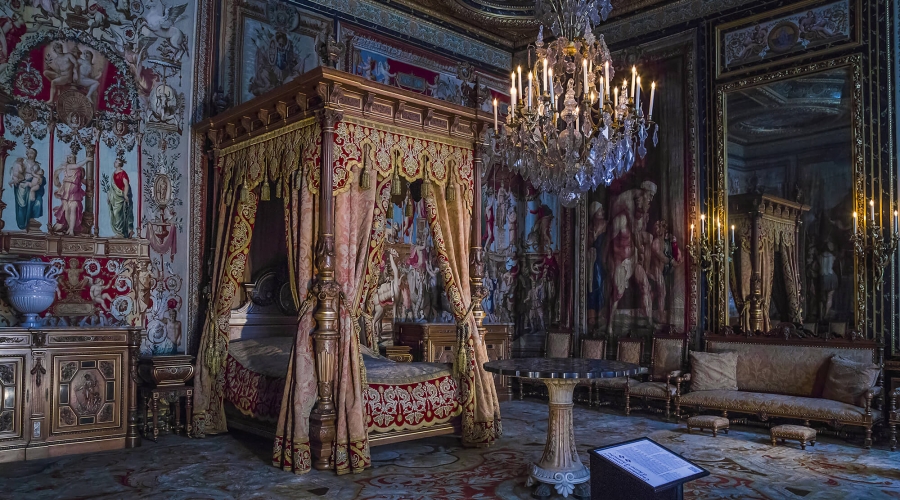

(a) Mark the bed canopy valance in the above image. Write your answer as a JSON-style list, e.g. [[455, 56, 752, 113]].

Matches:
[[193, 67, 500, 476]]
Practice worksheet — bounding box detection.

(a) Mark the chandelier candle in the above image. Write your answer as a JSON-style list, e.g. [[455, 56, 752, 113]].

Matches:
[[493, 98, 498, 132], [631, 66, 636, 98], [605, 61, 610, 96], [649, 82, 656, 120], [528, 72, 533, 109], [635, 77, 641, 112], [517, 66, 523, 103]]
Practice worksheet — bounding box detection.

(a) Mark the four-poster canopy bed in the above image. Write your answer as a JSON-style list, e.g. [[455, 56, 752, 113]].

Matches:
[[192, 67, 502, 475]]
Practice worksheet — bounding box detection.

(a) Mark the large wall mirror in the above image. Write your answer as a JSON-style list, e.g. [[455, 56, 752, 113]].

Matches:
[[714, 55, 863, 335]]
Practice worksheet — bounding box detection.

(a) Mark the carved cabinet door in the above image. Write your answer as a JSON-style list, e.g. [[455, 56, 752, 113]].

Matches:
[[47, 351, 125, 440], [0, 351, 28, 451]]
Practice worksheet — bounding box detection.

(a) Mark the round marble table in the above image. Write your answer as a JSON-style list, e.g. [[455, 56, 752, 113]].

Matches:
[[484, 358, 642, 499]]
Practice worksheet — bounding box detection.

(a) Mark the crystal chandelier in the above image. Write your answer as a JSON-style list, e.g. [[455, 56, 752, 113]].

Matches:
[[487, 0, 659, 207]]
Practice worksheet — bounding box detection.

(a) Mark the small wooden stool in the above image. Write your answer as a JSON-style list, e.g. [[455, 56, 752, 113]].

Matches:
[[770, 424, 816, 450], [686, 415, 730, 437]]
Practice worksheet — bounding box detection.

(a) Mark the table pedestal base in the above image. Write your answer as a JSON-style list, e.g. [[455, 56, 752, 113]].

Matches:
[[526, 379, 590, 499]]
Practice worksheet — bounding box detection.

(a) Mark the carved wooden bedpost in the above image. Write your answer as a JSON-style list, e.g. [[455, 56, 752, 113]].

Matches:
[[126, 328, 142, 448], [470, 123, 487, 338], [309, 82, 344, 471]]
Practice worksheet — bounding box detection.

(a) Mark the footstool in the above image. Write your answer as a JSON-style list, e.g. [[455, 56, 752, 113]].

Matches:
[[686, 415, 730, 437], [770, 424, 816, 450]]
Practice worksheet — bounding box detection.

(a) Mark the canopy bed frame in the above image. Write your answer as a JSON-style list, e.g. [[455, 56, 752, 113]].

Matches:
[[194, 67, 499, 474]]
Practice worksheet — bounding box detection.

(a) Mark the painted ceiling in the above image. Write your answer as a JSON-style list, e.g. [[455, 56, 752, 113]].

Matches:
[[388, 0, 674, 47]]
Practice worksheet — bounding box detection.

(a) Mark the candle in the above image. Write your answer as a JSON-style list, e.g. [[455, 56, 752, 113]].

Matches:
[[528, 72, 533, 109], [583, 59, 589, 93], [717, 219, 721, 241], [690, 223, 694, 242], [604, 61, 610, 97], [543, 59, 548, 94], [700, 214, 706, 235], [895, 210, 898, 233], [631, 66, 636, 99], [548, 69, 555, 103], [613, 87, 619, 119], [649, 82, 656, 120], [576, 106, 580, 131], [853, 211, 858, 233], [493, 98, 498, 131], [731, 225, 735, 245], [598, 77, 604, 107], [635, 76, 641, 112], [510, 86, 516, 109], [517, 66, 523, 103], [511, 71, 516, 93], [870, 199, 875, 222]]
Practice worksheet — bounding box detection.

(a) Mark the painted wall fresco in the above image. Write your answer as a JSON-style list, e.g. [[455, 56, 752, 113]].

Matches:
[[0, 0, 196, 356]]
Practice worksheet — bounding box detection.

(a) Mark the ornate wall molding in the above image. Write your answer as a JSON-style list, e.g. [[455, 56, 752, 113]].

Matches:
[[600, 0, 758, 44]]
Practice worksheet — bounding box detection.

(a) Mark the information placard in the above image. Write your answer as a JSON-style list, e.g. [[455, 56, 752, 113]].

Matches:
[[592, 438, 707, 489]]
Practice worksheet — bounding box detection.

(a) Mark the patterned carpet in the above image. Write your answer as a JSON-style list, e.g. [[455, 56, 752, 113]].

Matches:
[[2, 400, 899, 499]]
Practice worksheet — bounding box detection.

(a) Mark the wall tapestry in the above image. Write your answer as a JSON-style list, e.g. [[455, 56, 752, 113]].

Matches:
[[340, 24, 509, 115], [236, 1, 330, 104], [580, 32, 699, 351], [482, 163, 562, 357], [0, 0, 197, 355], [716, 0, 858, 78]]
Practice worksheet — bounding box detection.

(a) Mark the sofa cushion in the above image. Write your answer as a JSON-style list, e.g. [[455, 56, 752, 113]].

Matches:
[[629, 381, 676, 399], [706, 341, 875, 397], [689, 351, 738, 392], [678, 390, 880, 424], [822, 356, 880, 407]]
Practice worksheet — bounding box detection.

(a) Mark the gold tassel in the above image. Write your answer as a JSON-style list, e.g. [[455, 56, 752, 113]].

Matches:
[[405, 198, 414, 217], [391, 172, 403, 196], [240, 183, 249, 204], [421, 180, 429, 199], [360, 166, 371, 190], [446, 182, 456, 202], [275, 178, 283, 198], [261, 180, 271, 201]]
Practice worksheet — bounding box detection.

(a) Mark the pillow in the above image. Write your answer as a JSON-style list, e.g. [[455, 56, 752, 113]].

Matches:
[[689, 351, 739, 392], [822, 356, 880, 407]]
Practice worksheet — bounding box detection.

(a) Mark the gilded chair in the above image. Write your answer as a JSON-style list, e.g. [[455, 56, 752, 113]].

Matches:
[[576, 337, 607, 405], [593, 335, 644, 407], [625, 328, 689, 420], [519, 330, 573, 399]]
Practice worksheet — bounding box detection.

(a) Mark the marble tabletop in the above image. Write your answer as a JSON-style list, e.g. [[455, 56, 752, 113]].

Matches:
[[483, 358, 644, 380]]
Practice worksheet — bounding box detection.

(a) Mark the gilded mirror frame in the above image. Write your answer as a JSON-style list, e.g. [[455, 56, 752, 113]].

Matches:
[[711, 53, 864, 332]]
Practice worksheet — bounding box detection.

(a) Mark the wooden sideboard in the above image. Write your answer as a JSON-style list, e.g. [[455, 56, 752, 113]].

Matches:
[[395, 322, 514, 399], [0, 327, 142, 462]]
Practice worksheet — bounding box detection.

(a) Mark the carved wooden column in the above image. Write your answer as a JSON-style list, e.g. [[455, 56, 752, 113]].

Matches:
[[470, 126, 487, 343], [309, 83, 344, 471], [748, 210, 764, 333], [0, 139, 12, 231], [125, 328, 142, 448]]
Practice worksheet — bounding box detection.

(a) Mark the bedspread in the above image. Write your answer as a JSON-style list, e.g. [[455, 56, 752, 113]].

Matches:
[[225, 338, 462, 432]]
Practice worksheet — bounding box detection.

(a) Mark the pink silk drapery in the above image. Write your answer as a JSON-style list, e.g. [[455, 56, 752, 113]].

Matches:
[[424, 185, 502, 447]]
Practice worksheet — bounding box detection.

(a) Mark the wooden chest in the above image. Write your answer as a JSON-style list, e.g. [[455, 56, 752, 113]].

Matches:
[[0, 328, 142, 462], [394, 323, 513, 399]]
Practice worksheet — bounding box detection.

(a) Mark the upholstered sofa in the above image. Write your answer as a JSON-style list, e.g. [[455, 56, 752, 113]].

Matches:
[[675, 331, 883, 448]]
